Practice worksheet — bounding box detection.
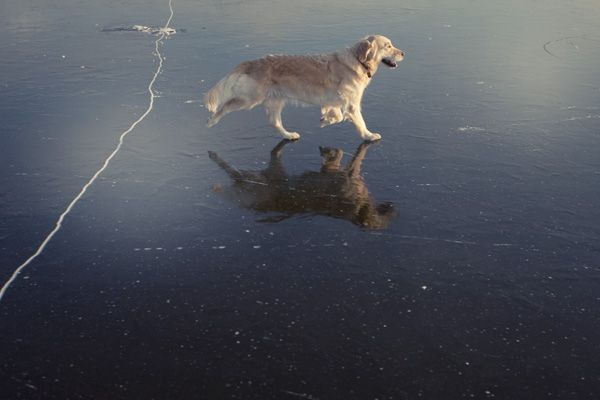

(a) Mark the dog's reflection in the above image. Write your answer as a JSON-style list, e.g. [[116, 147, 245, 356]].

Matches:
[[208, 140, 396, 229]]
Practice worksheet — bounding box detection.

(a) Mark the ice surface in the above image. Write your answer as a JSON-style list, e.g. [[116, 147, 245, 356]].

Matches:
[[1, 0, 599, 399]]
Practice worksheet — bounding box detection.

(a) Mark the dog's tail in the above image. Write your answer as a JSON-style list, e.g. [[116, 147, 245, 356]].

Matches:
[[203, 71, 244, 113], [208, 150, 243, 180]]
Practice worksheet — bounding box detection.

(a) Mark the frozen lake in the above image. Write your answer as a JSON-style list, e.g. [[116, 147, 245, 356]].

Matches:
[[1, 0, 599, 398]]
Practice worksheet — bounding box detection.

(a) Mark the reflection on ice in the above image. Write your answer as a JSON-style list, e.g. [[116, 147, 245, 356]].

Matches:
[[209, 140, 396, 229]]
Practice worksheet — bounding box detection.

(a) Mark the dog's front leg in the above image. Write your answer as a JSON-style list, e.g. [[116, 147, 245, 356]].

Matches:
[[346, 103, 381, 141], [346, 142, 373, 178]]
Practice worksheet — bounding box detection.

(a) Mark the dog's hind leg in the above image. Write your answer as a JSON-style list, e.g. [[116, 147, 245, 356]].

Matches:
[[265, 100, 300, 140], [263, 139, 292, 180], [205, 72, 265, 127]]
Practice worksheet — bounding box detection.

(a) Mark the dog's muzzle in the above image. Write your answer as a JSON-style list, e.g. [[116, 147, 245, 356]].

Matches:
[[382, 50, 404, 68], [382, 58, 398, 68]]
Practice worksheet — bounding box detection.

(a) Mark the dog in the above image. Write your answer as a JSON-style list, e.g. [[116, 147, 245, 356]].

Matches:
[[204, 35, 404, 141], [208, 140, 396, 229]]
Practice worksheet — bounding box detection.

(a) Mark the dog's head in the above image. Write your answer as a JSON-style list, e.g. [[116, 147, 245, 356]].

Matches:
[[353, 35, 405, 75], [356, 201, 397, 229], [319, 146, 344, 171]]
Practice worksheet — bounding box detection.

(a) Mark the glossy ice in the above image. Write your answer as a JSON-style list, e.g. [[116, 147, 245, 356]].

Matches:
[[1, 0, 599, 398]]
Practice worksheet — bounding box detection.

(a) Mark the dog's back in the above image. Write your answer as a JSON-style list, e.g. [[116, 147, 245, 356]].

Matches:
[[205, 54, 334, 111]]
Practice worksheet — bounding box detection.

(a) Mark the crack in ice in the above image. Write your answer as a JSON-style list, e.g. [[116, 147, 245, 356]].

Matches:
[[543, 35, 600, 60], [0, 0, 175, 302]]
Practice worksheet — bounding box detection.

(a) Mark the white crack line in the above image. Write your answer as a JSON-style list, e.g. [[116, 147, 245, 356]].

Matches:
[[0, 0, 175, 302]]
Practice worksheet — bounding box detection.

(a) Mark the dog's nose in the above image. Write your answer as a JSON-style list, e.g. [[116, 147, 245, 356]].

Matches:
[[400, 50, 405, 57]]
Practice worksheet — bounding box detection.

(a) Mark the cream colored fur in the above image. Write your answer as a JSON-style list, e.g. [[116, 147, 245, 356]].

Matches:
[[204, 35, 404, 141]]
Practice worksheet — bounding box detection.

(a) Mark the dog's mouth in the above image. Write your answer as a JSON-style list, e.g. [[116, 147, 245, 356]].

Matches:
[[381, 58, 397, 68]]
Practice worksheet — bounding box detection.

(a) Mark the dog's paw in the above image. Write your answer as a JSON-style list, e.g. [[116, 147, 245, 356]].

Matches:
[[363, 132, 382, 142], [284, 132, 301, 140]]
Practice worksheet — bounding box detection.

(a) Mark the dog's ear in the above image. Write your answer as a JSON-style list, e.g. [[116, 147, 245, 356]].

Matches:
[[354, 39, 373, 63]]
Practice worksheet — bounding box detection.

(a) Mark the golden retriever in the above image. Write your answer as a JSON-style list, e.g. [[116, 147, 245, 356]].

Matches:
[[204, 35, 404, 141]]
